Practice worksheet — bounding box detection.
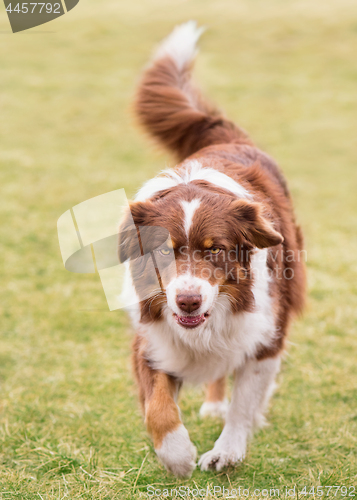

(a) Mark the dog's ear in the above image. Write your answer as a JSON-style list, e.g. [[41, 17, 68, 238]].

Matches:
[[118, 200, 157, 262], [118, 202, 144, 263], [231, 199, 283, 248], [127, 200, 156, 227]]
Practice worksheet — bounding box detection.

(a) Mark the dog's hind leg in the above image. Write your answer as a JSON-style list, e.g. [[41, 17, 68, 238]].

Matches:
[[199, 376, 229, 419], [132, 335, 197, 477]]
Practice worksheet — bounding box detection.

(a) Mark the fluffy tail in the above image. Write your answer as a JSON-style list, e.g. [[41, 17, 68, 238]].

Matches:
[[134, 21, 251, 161]]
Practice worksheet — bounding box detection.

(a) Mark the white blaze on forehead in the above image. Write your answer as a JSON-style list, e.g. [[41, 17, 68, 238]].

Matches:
[[181, 199, 201, 238], [134, 159, 250, 202]]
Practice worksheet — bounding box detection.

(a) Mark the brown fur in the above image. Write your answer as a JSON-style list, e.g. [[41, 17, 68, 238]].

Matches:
[[135, 57, 252, 162], [132, 334, 181, 448], [206, 377, 226, 403]]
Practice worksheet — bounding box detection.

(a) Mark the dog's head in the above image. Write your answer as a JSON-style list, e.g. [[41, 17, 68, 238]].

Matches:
[[119, 181, 283, 331]]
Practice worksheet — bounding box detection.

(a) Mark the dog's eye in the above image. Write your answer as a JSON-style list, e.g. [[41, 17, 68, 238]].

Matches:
[[209, 247, 221, 255], [158, 248, 171, 256]]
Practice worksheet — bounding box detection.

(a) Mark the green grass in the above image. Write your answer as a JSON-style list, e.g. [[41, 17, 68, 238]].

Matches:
[[1, 0, 357, 497]]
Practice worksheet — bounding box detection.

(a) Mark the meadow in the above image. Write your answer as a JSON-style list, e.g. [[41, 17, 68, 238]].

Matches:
[[1, 0, 357, 497]]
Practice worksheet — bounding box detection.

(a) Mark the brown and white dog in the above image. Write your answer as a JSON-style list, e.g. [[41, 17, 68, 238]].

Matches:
[[119, 21, 305, 477]]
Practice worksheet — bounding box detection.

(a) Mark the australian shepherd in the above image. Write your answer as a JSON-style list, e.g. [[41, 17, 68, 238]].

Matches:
[[118, 21, 305, 477]]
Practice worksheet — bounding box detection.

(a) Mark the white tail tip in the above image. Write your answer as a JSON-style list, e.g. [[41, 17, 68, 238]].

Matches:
[[154, 20, 205, 71]]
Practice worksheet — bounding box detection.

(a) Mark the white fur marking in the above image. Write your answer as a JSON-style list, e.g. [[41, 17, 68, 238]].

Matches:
[[118, 262, 140, 328], [181, 199, 201, 238], [155, 424, 197, 477], [199, 399, 229, 420], [134, 176, 178, 202], [154, 21, 205, 71], [180, 159, 250, 199], [135, 160, 250, 202]]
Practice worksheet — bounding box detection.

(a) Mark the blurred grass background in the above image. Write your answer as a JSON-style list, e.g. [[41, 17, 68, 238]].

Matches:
[[1, 0, 357, 498]]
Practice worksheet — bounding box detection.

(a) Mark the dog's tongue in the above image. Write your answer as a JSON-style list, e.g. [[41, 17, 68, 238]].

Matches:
[[177, 314, 204, 327]]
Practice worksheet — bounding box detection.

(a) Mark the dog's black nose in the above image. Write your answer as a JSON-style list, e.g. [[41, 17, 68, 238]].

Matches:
[[176, 294, 202, 313]]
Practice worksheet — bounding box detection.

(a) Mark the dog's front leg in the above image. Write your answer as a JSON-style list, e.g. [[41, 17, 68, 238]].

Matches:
[[133, 336, 197, 477], [199, 355, 281, 472]]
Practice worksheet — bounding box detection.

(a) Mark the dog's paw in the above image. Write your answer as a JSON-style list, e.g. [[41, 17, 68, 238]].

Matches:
[[155, 424, 197, 478], [199, 399, 229, 419], [199, 447, 245, 472]]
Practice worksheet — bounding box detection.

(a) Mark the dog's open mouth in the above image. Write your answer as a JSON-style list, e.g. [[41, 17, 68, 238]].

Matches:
[[174, 312, 209, 329]]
